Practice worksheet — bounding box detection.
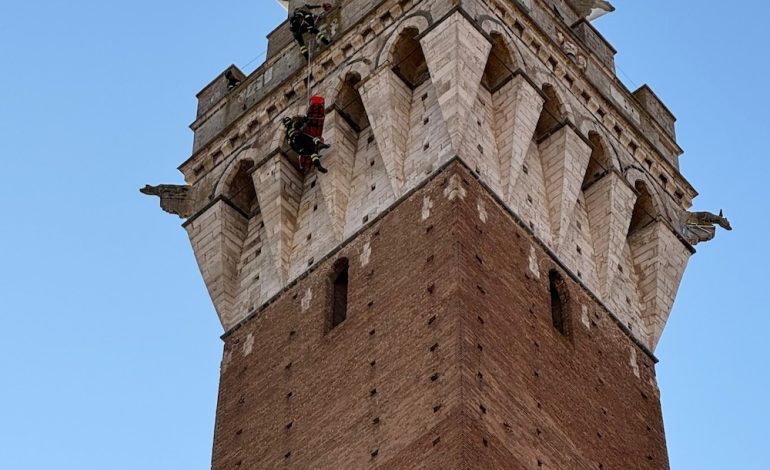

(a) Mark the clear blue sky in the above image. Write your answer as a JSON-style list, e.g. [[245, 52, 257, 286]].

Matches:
[[0, 1, 766, 468]]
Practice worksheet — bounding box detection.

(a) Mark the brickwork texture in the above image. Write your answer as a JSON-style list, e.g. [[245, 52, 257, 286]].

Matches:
[[212, 162, 668, 469]]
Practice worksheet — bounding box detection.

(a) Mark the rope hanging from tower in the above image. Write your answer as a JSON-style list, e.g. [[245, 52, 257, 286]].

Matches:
[[226, 19, 703, 240], [286, 2, 334, 175]]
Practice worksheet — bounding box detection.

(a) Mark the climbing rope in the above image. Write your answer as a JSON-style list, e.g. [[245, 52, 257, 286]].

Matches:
[[306, 39, 314, 105]]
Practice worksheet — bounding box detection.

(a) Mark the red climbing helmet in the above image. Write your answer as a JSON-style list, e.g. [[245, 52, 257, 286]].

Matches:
[[310, 95, 325, 106]]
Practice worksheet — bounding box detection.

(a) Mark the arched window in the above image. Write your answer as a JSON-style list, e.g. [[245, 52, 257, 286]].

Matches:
[[534, 84, 565, 142], [335, 73, 369, 131], [582, 132, 611, 191], [330, 258, 349, 329], [481, 33, 515, 92], [549, 269, 570, 336], [628, 181, 657, 237], [226, 160, 257, 217], [391, 27, 429, 89]]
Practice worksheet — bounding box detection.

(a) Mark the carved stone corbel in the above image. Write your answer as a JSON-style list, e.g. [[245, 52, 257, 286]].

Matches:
[[556, 30, 587, 71]]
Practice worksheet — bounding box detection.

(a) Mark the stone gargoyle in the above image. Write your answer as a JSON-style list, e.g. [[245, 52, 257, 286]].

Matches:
[[569, 0, 615, 19], [680, 210, 732, 245], [140, 184, 195, 219]]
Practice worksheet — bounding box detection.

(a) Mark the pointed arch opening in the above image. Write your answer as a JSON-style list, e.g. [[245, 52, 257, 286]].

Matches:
[[335, 73, 369, 132], [225, 159, 258, 216], [628, 181, 658, 237], [534, 84, 565, 142], [582, 132, 612, 191], [391, 27, 429, 89], [481, 33, 515, 93]]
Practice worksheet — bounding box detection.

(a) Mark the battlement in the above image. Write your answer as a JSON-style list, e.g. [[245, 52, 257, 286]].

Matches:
[[187, 0, 683, 170]]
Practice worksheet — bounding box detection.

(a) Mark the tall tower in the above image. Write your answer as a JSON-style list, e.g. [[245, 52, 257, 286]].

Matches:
[[144, 0, 728, 468]]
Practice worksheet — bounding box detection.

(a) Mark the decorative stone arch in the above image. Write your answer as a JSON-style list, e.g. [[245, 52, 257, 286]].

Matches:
[[214, 148, 259, 199], [627, 166, 682, 223], [531, 71, 576, 120], [313, 59, 372, 104], [628, 180, 659, 237], [375, 13, 432, 69], [580, 117, 637, 171], [481, 30, 517, 92], [219, 153, 258, 216], [478, 16, 527, 73], [327, 59, 372, 108], [582, 125, 621, 171], [581, 130, 615, 190], [534, 82, 572, 141], [625, 170, 666, 235], [332, 71, 369, 131], [612, 140, 637, 173]]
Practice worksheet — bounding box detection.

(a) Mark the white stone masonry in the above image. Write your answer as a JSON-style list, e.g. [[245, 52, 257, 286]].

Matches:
[[584, 171, 636, 298], [359, 66, 412, 197], [184, 200, 249, 328], [420, 11, 492, 158], [538, 125, 592, 250], [172, 3, 698, 350]]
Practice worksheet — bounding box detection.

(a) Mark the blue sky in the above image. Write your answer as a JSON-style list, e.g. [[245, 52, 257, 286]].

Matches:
[[0, 1, 766, 468]]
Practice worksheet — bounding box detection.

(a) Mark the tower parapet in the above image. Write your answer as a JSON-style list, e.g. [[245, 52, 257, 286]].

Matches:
[[146, 0, 727, 353]]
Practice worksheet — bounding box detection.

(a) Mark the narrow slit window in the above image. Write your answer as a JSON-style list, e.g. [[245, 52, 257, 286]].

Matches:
[[549, 269, 570, 336], [331, 258, 349, 329]]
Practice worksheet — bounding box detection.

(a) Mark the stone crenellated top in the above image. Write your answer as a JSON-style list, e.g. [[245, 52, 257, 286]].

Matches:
[[633, 85, 677, 140], [187, 0, 683, 171], [149, 0, 729, 351]]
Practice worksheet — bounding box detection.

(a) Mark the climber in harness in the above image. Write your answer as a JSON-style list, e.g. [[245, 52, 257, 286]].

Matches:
[[290, 3, 333, 60], [283, 96, 330, 173]]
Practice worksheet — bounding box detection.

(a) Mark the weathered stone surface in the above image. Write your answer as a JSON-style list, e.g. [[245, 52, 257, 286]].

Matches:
[[359, 66, 412, 197], [155, 0, 713, 353], [253, 154, 303, 285], [629, 220, 692, 349], [420, 11, 492, 157], [184, 199, 249, 329], [584, 171, 636, 298], [538, 125, 592, 249], [318, 109, 358, 240], [140, 184, 194, 218], [494, 75, 545, 199]]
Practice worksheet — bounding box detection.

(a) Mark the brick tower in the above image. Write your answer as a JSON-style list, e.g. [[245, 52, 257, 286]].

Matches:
[[144, 0, 729, 468]]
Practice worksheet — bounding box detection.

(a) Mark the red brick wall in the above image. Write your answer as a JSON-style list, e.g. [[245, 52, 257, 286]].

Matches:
[[211, 160, 668, 469]]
